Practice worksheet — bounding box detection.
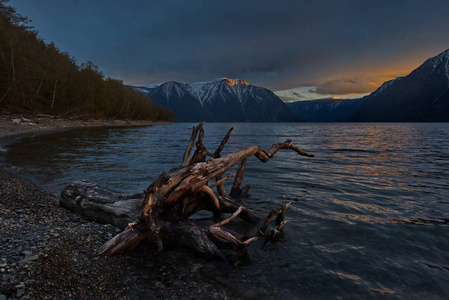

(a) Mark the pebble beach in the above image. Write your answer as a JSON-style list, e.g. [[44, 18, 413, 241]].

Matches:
[[0, 114, 228, 299]]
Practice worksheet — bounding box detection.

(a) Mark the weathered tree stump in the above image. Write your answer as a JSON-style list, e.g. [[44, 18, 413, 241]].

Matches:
[[60, 123, 314, 262]]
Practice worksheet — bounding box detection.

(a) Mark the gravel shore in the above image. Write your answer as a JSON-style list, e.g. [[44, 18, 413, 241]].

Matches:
[[0, 113, 167, 145], [0, 114, 230, 299]]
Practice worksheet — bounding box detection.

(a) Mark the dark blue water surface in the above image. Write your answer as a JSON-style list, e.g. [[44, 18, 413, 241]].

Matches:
[[2, 123, 449, 298]]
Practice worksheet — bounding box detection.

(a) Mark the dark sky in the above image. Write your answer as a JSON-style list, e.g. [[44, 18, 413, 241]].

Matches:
[[10, 0, 449, 100]]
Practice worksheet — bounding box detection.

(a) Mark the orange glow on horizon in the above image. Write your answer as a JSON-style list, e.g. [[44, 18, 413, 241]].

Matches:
[[315, 58, 422, 95]]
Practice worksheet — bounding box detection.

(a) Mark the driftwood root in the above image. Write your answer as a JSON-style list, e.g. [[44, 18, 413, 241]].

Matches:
[[61, 123, 313, 263]]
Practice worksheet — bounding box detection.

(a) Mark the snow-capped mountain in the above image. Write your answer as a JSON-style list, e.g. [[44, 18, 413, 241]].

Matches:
[[287, 49, 449, 122], [350, 49, 449, 121], [133, 78, 299, 122]]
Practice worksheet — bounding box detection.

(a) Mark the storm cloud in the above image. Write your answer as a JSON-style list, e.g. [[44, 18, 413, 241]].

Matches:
[[10, 0, 449, 98]]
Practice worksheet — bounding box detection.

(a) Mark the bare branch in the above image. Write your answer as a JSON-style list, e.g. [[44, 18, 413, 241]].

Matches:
[[182, 122, 204, 166], [213, 127, 234, 196], [214, 127, 233, 158], [212, 206, 244, 227], [209, 173, 236, 189], [259, 209, 278, 235], [230, 159, 247, 198]]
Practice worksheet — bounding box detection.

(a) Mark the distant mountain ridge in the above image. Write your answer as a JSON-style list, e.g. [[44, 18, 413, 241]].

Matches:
[[288, 49, 449, 122], [287, 98, 364, 122], [133, 78, 300, 122], [350, 49, 449, 121]]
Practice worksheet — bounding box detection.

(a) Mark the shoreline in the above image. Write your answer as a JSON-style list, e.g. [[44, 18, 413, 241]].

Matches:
[[0, 112, 170, 146], [0, 114, 232, 299]]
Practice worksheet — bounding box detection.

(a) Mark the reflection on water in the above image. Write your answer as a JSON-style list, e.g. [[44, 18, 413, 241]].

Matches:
[[2, 123, 449, 298]]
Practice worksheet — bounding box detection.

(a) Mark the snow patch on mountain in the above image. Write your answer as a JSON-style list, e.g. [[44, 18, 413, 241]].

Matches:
[[371, 78, 401, 97], [132, 78, 298, 122], [189, 78, 251, 106], [350, 49, 449, 122], [426, 49, 449, 73], [189, 80, 220, 106]]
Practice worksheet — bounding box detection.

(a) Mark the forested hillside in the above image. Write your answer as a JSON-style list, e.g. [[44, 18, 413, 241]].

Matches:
[[0, 1, 175, 121]]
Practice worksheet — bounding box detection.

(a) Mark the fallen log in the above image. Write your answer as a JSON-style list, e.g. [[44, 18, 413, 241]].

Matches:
[[60, 180, 142, 229], [60, 123, 314, 262]]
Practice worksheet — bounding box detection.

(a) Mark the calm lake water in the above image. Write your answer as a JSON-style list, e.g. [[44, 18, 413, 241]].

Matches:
[[2, 123, 449, 298]]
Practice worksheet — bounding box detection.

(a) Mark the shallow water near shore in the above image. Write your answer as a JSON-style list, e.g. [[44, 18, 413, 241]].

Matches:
[[1, 122, 449, 298]]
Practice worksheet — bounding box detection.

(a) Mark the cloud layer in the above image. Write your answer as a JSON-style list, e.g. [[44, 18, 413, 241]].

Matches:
[[11, 0, 449, 99]]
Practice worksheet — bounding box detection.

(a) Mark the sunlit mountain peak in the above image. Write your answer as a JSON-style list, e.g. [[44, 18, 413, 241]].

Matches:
[[222, 78, 249, 86]]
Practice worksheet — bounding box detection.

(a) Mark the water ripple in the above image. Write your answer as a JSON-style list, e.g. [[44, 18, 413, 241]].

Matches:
[[2, 122, 449, 298]]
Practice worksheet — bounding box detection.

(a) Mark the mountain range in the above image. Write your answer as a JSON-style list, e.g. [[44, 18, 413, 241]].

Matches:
[[288, 49, 449, 122], [133, 78, 299, 122], [133, 49, 449, 122]]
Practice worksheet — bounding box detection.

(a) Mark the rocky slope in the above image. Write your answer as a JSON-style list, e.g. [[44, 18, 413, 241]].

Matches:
[[134, 78, 300, 122]]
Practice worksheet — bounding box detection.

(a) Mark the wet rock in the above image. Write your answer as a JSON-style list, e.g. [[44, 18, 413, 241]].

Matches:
[[2, 274, 13, 281], [16, 289, 25, 298], [19, 256, 39, 264]]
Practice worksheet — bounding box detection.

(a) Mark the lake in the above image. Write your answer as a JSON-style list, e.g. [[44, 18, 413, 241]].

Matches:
[[1, 122, 449, 298]]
